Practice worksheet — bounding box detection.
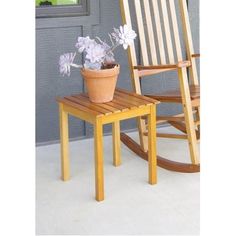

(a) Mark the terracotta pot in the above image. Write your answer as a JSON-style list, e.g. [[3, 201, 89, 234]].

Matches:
[[81, 64, 120, 103]]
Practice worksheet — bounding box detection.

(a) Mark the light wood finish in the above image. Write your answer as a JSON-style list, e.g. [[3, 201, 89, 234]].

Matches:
[[112, 121, 121, 166], [160, 0, 175, 63], [138, 68, 174, 77], [179, 0, 199, 85], [178, 68, 199, 164], [94, 118, 104, 201], [143, 113, 187, 126], [119, 0, 139, 92], [157, 116, 185, 122], [116, 88, 158, 103], [69, 96, 112, 115], [101, 105, 151, 124], [120, 0, 148, 152], [156, 113, 188, 124], [158, 133, 187, 139], [169, 121, 187, 133], [59, 103, 70, 181], [151, 0, 166, 64], [191, 98, 200, 107], [134, 61, 191, 71], [143, 0, 158, 64], [169, 0, 183, 60], [147, 105, 157, 184], [119, 0, 200, 172], [57, 89, 158, 201], [120, 133, 200, 173], [137, 61, 192, 78], [144, 132, 188, 140], [145, 85, 200, 103], [134, 0, 149, 66]]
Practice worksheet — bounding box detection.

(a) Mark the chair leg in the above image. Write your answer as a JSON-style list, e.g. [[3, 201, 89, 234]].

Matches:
[[147, 105, 157, 184], [59, 104, 70, 181], [178, 68, 199, 165], [112, 121, 121, 166], [94, 118, 104, 201], [137, 117, 149, 152]]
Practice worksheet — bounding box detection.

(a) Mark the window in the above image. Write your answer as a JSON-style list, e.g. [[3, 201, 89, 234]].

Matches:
[[36, 0, 89, 18]]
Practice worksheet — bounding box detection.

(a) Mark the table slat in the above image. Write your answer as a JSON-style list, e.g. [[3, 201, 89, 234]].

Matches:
[[57, 97, 103, 117], [79, 94, 121, 113], [115, 88, 159, 104], [70, 95, 113, 115], [57, 88, 158, 119], [114, 90, 152, 106]]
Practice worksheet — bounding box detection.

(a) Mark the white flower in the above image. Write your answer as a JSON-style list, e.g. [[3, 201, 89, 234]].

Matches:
[[59, 52, 76, 76], [101, 41, 115, 63], [112, 24, 137, 49], [59, 25, 137, 72], [75, 36, 96, 53], [85, 43, 106, 64]]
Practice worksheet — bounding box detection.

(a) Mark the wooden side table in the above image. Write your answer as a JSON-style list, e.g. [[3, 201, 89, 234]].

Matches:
[[56, 88, 159, 201]]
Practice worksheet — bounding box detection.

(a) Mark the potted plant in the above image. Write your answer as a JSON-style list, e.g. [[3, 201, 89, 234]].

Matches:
[[59, 25, 137, 103]]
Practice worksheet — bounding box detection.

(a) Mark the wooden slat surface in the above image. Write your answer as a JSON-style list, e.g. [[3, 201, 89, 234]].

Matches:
[[145, 85, 200, 102], [68, 96, 112, 115], [169, 0, 183, 61], [160, 0, 175, 64], [115, 88, 159, 104], [80, 93, 128, 112], [113, 95, 139, 109], [115, 90, 152, 106], [57, 89, 157, 117], [78, 94, 121, 113], [179, 0, 199, 85], [143, 0, 158, 64], [56, 97, 103, 117], [151, 0, 166, 64], [134, 0, 149, 65]]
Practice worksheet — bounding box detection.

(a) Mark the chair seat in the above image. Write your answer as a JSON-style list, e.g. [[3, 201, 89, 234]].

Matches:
[[145, 85, 200, 103]]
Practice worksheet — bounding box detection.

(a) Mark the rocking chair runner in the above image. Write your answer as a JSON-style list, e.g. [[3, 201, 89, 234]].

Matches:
[[119, 0, 200, 173]]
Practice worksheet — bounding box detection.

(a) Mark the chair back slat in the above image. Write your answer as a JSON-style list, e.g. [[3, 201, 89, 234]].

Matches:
[[143, 0, 158, 64], [179, 0, 199, 85], [169, 0, 183, 61], [120, 0, 137, 67], [134, 0, 149, 66], [160, 0, 175, 64], [151, 0, 166, 64], [120, 0, 142, 93], [120, 0, 199, 85]]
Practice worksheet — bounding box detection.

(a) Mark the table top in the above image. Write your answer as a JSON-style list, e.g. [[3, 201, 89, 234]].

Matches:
[[56, 88, 159, 118]]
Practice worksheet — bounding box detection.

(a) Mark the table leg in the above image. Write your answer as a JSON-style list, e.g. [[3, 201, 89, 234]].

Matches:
[[94, 118, 104, 201], [59, 103, 70, 181], [147, 105, 157, 184], [112, 121, 121, 166]]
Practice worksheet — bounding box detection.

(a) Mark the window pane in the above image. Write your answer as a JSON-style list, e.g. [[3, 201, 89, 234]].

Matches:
[[36, 0, 80, 7]]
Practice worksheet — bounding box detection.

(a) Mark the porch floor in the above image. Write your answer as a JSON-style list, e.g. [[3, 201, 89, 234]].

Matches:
[[36, 126, 200, 235]]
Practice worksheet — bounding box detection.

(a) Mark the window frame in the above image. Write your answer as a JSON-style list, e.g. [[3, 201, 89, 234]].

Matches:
[[36, 0, 89, 18]]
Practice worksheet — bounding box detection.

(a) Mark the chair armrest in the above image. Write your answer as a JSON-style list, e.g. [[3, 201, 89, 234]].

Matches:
[[134, 60, 191, 70], [191, 54, 200, 58]]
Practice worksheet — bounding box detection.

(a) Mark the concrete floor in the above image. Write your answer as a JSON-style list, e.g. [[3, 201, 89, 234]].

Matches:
[[36, 126, 200, 235]]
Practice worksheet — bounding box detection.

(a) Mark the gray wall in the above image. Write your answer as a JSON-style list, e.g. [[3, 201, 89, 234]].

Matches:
[[36, 0, 199, 145]]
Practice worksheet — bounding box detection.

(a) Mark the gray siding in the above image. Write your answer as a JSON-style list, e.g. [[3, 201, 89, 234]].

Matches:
[[36, 0, 199, 145]]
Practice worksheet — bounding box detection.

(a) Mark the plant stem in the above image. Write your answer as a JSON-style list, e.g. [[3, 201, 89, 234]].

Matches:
[[71, 63, 83, 68], [107, 43, 120, 54]]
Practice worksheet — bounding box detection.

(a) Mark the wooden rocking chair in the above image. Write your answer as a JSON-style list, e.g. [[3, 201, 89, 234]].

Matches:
[[119, 0, 200, 173]]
